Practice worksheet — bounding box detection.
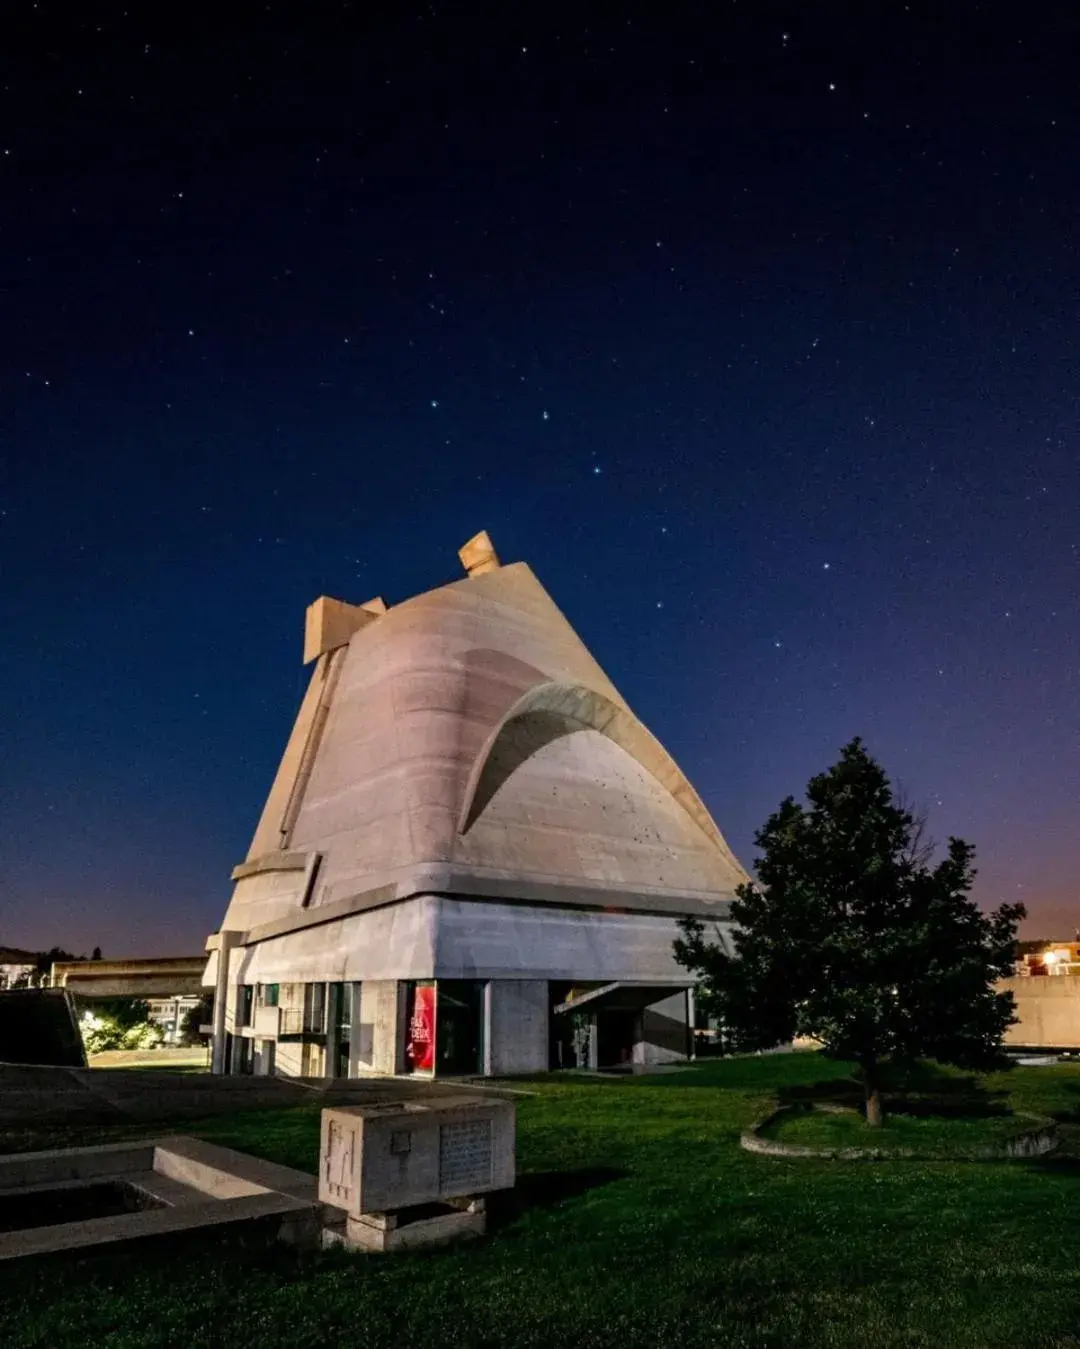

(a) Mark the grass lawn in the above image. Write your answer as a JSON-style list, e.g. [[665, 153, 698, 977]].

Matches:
[[761, 1102, 1038, 1154], [3, 1053, 1080, 1348]]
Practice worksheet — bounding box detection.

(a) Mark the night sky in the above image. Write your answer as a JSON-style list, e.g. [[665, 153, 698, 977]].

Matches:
[[3, 2, 1078, 957]]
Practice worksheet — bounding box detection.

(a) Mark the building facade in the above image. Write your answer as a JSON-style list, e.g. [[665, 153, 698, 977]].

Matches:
[[0, 948, 39, 991], [1014, 941, 1080, 978], [204, 533, 747, 1078]]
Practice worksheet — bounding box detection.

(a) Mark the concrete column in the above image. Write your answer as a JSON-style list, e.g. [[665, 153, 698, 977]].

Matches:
[[482, 982, 494, 1077], [486, 981, 548, 1075], [356, 980, 400, 1075], [210, 931, 242, 1075]]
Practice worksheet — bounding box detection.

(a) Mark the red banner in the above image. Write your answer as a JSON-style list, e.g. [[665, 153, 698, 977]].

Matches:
[[407, 984, 435, 1071]]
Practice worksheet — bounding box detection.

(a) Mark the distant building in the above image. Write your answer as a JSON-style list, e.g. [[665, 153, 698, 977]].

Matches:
[[204, 532, 746, 1078], [1003, 938, 1080, 1050], [1014, 940, 1080, 977], [50, 957, 208, 1047], [0, 948, 40, 991], [146, 995, 206, 1045]]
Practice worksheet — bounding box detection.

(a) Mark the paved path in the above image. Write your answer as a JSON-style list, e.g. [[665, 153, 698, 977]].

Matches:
[[0, 1064, 506, 1127]]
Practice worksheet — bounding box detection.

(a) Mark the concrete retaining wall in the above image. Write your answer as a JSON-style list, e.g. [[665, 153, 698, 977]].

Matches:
[[1002, 975, 1080, 1049]]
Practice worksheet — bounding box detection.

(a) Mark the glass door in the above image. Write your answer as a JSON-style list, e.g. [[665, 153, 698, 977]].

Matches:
[[435, 980, 484, 1076], [331, 982, 351, 1077]]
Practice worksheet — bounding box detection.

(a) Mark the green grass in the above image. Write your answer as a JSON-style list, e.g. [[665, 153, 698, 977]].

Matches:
[[763, 1102, 1036, 1154], [4, 1054, 1080, 1348]]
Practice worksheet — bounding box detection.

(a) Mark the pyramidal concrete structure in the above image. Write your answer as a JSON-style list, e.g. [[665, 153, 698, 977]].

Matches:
[[205, 533, 747, 1078]]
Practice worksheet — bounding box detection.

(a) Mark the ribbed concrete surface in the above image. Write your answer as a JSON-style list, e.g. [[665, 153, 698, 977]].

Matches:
[[219, 559, 748, 939]]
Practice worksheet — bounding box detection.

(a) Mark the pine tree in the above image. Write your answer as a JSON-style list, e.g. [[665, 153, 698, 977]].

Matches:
[[675, 739, 1025, 1125]]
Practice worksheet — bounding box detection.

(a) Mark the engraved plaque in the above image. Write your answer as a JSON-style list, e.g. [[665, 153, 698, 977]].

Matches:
[[438, 1119, 493, 1190], [321, 1118, 356, 1206]]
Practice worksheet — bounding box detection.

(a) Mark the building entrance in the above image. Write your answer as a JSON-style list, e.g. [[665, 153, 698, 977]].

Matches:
[[596, 1009, 638, 1067], [402, 980, 485, 1075], [435, 980, 484, 1076]]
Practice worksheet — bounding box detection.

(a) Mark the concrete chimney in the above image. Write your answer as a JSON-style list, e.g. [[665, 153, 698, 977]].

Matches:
[[303, 595, 387, 664], [458, 530, 500, 577]]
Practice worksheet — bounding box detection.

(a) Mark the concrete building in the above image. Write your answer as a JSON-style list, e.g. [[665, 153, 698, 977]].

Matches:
[[1014, 940, 1080, 978], [0, 948, 39, 991], [144, 995, 206, 1045], [1000, 941, 1080, 1051], [204, 532, 746, 1078]]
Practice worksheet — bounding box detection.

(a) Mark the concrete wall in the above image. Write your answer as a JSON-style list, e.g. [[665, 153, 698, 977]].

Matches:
[[433, 896, 719, 985], [273, 1037, 307, 1078], [353, 980, 400, 1074], [229, 895, 719, 988], [457, 724, 740, 898], [1003, 975, 1080, 1048], [235, 898, 437, 985], [638, 991, 689, 1064], [216, 560, 746, 945], [487, 980, 548, 1074], [53, 957, 206, 999]]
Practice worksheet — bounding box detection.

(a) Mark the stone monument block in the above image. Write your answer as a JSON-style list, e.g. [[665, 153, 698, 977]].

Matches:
[[319, 1095, 515, 1218]]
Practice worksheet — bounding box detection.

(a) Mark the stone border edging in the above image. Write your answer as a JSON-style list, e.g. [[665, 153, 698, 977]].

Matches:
[[741, 1102, 1060, 1161]]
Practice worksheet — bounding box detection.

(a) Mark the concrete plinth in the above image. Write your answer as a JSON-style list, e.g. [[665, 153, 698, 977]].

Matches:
[[342, 1203, 486, 1252]]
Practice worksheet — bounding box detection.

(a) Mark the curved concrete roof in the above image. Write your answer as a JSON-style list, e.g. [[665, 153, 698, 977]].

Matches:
[[218, 550, 749, 937]]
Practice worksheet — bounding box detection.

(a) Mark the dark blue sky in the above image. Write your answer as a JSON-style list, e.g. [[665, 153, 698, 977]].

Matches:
[[3, 2, 1078, 956]]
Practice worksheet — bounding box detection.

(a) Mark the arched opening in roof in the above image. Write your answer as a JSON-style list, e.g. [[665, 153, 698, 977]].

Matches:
[[457, 680, 745, 873]]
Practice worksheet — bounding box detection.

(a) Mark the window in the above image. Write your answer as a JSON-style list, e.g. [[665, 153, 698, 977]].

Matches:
[[260, 983, 280, 1008], [303, 982, 326, 1033], [238, 985, 255, 1028], [436, 981, 485, 1076], [331, 983, 352, 1078]]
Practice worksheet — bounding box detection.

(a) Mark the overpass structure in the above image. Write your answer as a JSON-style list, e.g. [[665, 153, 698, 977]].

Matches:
[[50, 957, 206, 1000]]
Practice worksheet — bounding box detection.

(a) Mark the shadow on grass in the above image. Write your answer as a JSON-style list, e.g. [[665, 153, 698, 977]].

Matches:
[[1024, 1150, 1080, 1180], [489, 1167, 628, 1229], [1029, 1081, 1080, 1125], [776, 1060, 1012, 1120]]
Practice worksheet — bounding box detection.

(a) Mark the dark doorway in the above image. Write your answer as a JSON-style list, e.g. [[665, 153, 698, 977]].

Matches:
[[235, 1034, 255, 1075], [596, 1009, 638, 1067], [435, 980, 484, 1075], [331, 982, 351, 1077]]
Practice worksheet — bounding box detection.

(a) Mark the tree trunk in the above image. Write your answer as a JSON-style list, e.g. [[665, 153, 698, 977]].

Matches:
[[861, 1059, 885, 1128]]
